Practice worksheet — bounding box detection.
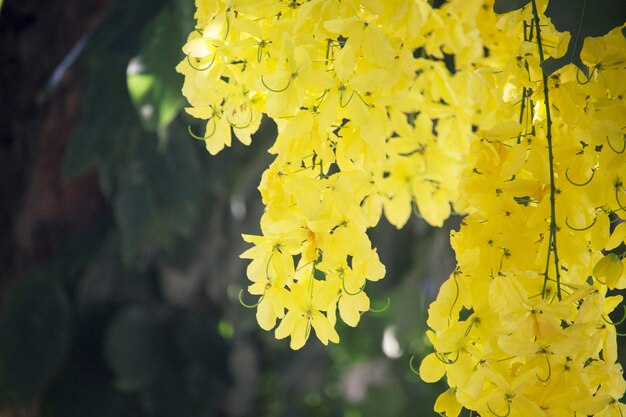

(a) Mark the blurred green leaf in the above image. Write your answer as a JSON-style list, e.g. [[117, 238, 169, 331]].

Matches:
[[543, 0, 626, 75], [104, 307, 167, 391], [0, 277, 71, 405], [113, 156, 155, 263], [62, 54, 135, 180], [147, 123, 203, 237], [40, 310, 129, 417], [493, 0, 530, 13], [113, 125, 203, 262], [362, 382, 410, 417], [138, 376, 194, 417], [62, 0, 173, 180], [175, 313, 230, 414], [127, 0, 192, 132], [104, 309, 230, 417]]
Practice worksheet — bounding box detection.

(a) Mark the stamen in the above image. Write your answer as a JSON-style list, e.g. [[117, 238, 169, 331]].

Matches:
[[565, 167, 596, 186], [238, 289, 262, 308], [186, 52, 217, 71], [261, 74, 292, 92], [188, 117, 217, 140]]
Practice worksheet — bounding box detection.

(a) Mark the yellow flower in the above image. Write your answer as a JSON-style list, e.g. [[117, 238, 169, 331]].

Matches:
[[274, 274, 339, 350], [419, 352, 447, 383], [594, 253, 624, 289], [434, 388, 463, 417]]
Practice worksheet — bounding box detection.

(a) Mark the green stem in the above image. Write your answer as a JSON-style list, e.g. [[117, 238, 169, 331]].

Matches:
[[531, 0, 561, 300]]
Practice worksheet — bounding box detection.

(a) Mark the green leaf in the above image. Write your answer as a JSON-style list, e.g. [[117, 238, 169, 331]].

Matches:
[[138, 377, 194, 417], [40, 311, 129, 417], [127, 1, 192, 131], [174, 313, 230, 414], [493, 0, 531, 13], [62, 0, 172, 180], [543, 0, 626, 75], [61, 46, 137, 180], [112, 125, 203, 263], [104, 307, 168, 391], [104, 309, 211, 417], [0, 277, 71, 405], [113, 158, 155, 263], [147, 124, 202, 237]]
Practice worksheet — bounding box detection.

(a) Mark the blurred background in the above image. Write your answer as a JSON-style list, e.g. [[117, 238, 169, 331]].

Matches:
[[4, 1, 617, 417]]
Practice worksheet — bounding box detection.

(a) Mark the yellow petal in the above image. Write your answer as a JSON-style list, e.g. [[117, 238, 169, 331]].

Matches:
[[383, 192, 412, 229], [434, 389, 462, 417], [606, 222, 626, 251], [311, 313, 339, 345], [419, 352, 447, 383], [182, 38, 212, 58], [275, 311, 297, 340], [594, 253, 623, 289], [338, 293, 369, 327], [290, 317, 309, 350], [256, 298, 277, 331]]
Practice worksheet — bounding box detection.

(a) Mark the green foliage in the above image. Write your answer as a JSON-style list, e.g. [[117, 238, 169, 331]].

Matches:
[[62, 0, 206, 263], [39, 309, 129, 417], [112, 124, 203, 262], [61, 0, 166, 180], [103, 308, 230, 417], [173, 313, 231, 414], [543, 0, 626, 74], [61, 51, 135, 180], [105, 307, 167, 391], [0, 276, 71, 405], [127, 0, 190, 132], [2, 0, 236, 414]]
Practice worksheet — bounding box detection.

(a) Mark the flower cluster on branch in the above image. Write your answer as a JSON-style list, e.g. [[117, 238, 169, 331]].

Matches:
[[178, 0, 481, 348], [178, 0, 626, 414], [419, 2, 626, 415]]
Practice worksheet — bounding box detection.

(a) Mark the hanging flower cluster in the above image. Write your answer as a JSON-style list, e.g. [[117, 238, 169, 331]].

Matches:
[[177, 0, 488, 349], [419, 2, 626, 416], [177, 0, 626, 413]]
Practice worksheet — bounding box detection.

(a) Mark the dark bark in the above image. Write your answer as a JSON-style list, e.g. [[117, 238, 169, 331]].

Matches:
[[0, 0, 111, 299]]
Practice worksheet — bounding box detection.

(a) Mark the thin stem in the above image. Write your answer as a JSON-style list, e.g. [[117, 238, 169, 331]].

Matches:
[[531, 0, 561, 300], [607, 135, 626, 154], [239, 289, 262, 308], [369, 297, 391, 313], [449, 276, 460, 321], [408, 355, 420, 376], [517, 87, 527, 143]]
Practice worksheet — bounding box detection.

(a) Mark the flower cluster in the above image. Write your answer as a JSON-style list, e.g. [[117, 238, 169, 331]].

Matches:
[[420, 2, 626, 416], [177, 0, 484, 348], [178, 0, 626, 413]]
